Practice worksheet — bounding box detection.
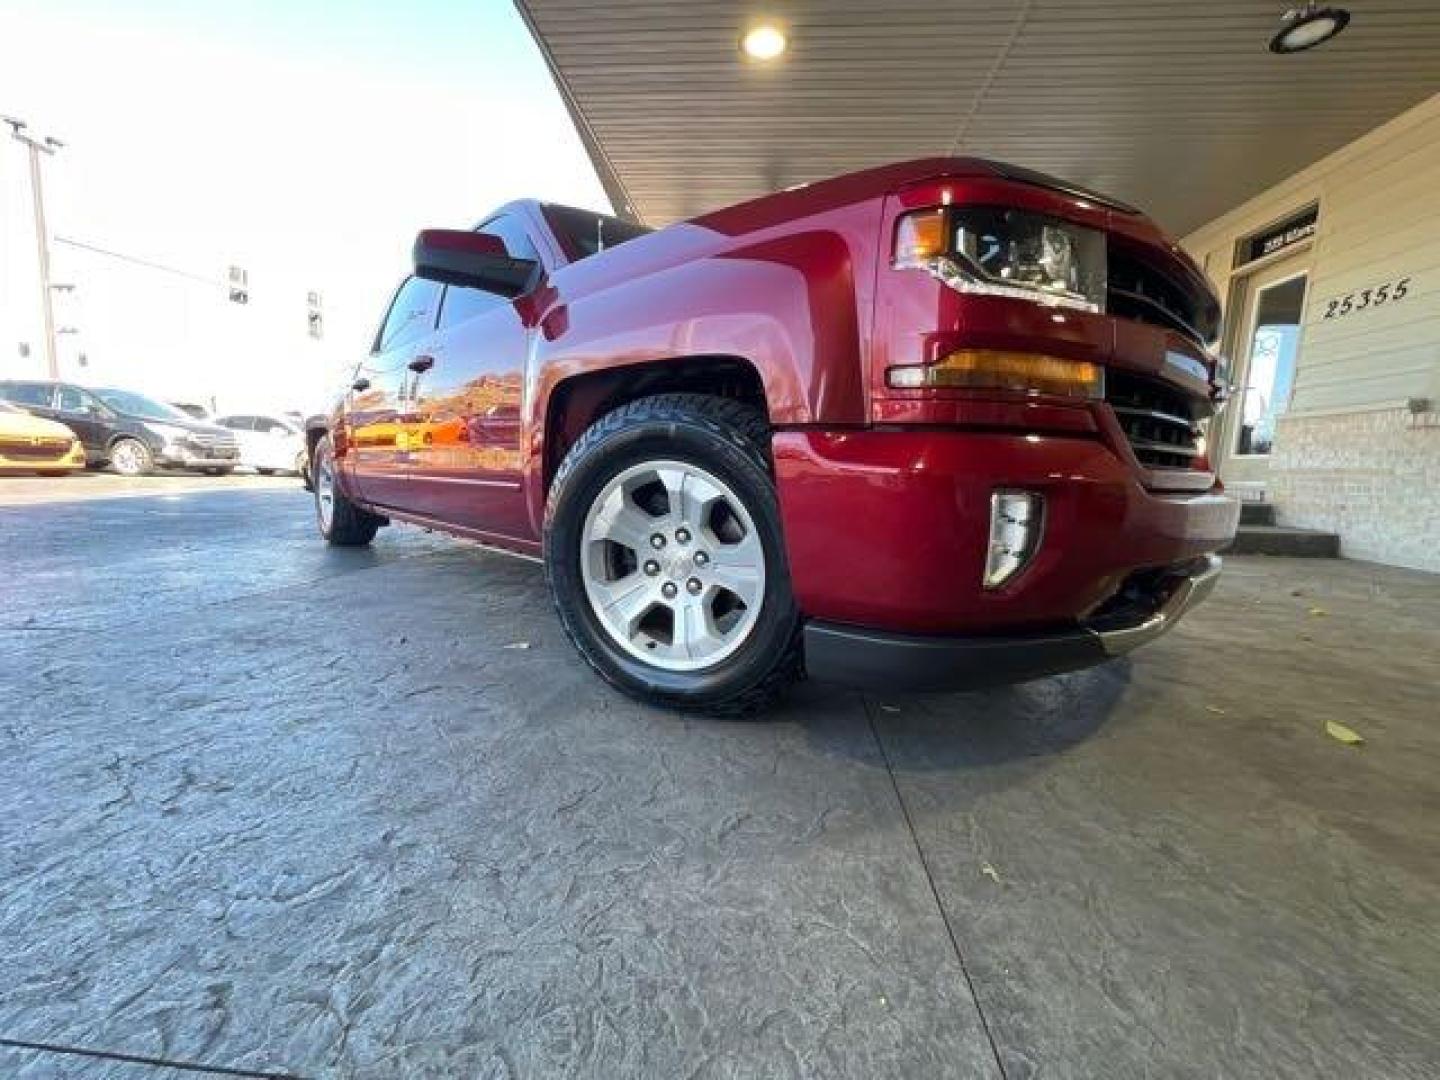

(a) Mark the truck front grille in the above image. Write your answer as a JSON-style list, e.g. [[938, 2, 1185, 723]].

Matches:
[[1107, 251, 1217, 346], [1106, 371, 1206, 471]]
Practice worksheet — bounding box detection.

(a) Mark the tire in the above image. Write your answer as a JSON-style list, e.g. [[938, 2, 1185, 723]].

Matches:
[[312, 435, 383, 546], [257, 468, 275, 476], [544, 393, 802, 717], [39, 470, 70, 478], [109, 437, 153, 476], [204, 467, 234, 476]]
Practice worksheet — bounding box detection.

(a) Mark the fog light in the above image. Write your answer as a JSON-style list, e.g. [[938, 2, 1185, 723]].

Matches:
[[985, 490, 1043, 589]]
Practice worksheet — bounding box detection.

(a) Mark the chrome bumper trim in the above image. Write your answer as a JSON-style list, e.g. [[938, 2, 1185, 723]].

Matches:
[[1092, 555, 1223, 657]]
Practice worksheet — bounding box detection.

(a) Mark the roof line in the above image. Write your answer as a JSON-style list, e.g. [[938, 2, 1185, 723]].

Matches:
[[512, 0, 644, 226]]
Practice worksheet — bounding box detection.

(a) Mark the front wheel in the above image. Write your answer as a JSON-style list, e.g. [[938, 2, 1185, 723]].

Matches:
[[313, 435, 383, 546], [544, 394, 802, 717], [109, 438, 153, 476]]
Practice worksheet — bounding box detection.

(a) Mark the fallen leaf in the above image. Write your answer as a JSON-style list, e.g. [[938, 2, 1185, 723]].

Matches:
[[980, 862, 1002, 884], [1290, 588, 1306, 597], [1205, 705, 1227, 716], [1325, 720, 1364, 746], [1308, 606, 1329, 618], [503, 641, 531, 650]]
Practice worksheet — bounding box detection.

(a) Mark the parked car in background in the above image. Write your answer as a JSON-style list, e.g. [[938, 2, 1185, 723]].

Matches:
[[214, 413, 306, 475], [0, 400, 87, 475], [309, 158, 1239, 714], [0, 380, 239, 475]]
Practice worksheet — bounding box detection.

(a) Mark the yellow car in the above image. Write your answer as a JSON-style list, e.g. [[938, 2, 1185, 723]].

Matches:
[[0, 400, 87, 475]]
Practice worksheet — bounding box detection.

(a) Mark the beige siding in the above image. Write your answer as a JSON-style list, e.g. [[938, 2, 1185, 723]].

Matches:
[[1183, 92, 1440, 414]]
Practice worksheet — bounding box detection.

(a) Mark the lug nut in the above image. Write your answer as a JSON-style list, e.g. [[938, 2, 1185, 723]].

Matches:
[[675, 527, 691, 544], [686, 577, 703, 595], [643, 559, 660, 576], [661, 581, 679, 599], [693, 551, 709, 567], [650, 533, 666, 549]]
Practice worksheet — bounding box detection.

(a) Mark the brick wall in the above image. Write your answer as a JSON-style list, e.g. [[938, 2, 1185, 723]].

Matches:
[[1269, 408, 1440, 572]]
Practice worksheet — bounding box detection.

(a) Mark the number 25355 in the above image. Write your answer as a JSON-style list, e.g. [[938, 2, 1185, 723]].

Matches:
[[1322, 277, 1411, 320]]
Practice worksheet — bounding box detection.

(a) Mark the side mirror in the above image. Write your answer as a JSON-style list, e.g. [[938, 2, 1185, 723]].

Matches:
[[413, 229, 537, 297]]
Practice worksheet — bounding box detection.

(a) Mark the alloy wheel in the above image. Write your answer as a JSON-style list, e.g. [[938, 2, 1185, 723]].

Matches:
[[580, 459, 765, 672], [315, 452, 335, 532], [112, 441, 145, 475]]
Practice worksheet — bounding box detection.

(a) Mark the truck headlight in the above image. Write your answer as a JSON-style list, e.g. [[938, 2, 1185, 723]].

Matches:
[[894, 206, 1106, 313], [985, 490, 1043, 589]]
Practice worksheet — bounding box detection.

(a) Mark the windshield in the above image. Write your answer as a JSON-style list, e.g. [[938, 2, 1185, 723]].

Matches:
[[94, 388, 191, 422], [542, 204, 651, 262]]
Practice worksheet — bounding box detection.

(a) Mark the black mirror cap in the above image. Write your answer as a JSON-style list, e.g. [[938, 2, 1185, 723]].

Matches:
[[413, 229, 537, 297]]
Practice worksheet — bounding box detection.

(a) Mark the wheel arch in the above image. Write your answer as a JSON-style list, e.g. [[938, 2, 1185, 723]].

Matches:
[[539, 354, 768, 505]]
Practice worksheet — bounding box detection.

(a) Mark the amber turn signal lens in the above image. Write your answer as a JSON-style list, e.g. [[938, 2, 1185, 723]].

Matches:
[[886, 350, 1105, 399], [892, 208, 947, 268]]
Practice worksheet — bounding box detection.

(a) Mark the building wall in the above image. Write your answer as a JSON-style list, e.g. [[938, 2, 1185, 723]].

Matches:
[[1182, 92, 1440, 573]]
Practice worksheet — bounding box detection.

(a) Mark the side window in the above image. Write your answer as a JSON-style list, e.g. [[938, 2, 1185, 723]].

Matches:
[[438, 283, 503, 329], [375, 276, 441, 354], [1, 382, 54, 408], [57, 386, 88, 413], [437, 213, 539, 331]]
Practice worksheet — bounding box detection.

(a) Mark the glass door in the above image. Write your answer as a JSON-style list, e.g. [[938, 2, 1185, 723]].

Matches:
[[1219, 256, 1309, 489]]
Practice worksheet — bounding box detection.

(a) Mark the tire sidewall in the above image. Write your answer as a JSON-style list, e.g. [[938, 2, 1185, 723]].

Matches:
[[546, 416, 797, 707]]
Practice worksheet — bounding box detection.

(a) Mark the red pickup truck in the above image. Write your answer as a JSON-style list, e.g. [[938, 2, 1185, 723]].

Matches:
[[313, 158, 1239, 714]]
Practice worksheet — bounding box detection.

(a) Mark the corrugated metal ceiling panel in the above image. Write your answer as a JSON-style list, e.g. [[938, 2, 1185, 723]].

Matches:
[[517, 0, 1440, 232]]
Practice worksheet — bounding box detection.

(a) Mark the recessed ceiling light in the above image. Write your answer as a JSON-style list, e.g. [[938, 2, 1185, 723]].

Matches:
[[742, 24, 787, 61], [1269, 3, 1351, 53]]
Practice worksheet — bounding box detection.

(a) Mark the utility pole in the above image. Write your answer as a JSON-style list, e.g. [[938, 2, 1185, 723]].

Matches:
[[3, 116, 64, 379]]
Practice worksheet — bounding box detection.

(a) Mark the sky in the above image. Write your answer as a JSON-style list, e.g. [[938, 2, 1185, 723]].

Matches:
[[0, 0, 609, 411]]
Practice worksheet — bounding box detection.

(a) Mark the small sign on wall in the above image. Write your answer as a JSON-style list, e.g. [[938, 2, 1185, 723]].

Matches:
[[1236, 206, 1318, 267]]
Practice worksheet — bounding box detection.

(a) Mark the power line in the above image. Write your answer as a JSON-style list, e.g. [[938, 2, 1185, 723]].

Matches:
[[52, 235, 227, 288]]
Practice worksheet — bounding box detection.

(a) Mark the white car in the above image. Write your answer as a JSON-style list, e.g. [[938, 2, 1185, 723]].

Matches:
[[214, 413, 306, 475]]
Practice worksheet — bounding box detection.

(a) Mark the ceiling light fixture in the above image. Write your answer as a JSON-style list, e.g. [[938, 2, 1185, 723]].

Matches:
[[1269, 3, 1351, 53], [741, 24, 787, 61]]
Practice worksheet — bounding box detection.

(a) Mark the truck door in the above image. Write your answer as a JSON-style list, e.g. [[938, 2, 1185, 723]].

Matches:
[[403, 213, 536, 539], [348, 275, 441, 509]]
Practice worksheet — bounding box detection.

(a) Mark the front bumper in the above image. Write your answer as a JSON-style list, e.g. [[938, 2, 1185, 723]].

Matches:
[[773, 429, 1238, 635], [157, 446, 238, 469], [0, 439, 86, 471], [805, 555, 1222, 690]]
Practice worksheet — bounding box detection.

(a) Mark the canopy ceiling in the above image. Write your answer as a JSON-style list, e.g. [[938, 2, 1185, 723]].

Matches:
[[516, 0, 1440, 234]]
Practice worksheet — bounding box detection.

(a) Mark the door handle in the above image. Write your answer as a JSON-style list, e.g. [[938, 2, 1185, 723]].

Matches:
[[351, 377, 371, 392], [408, 355, 435, 373]]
